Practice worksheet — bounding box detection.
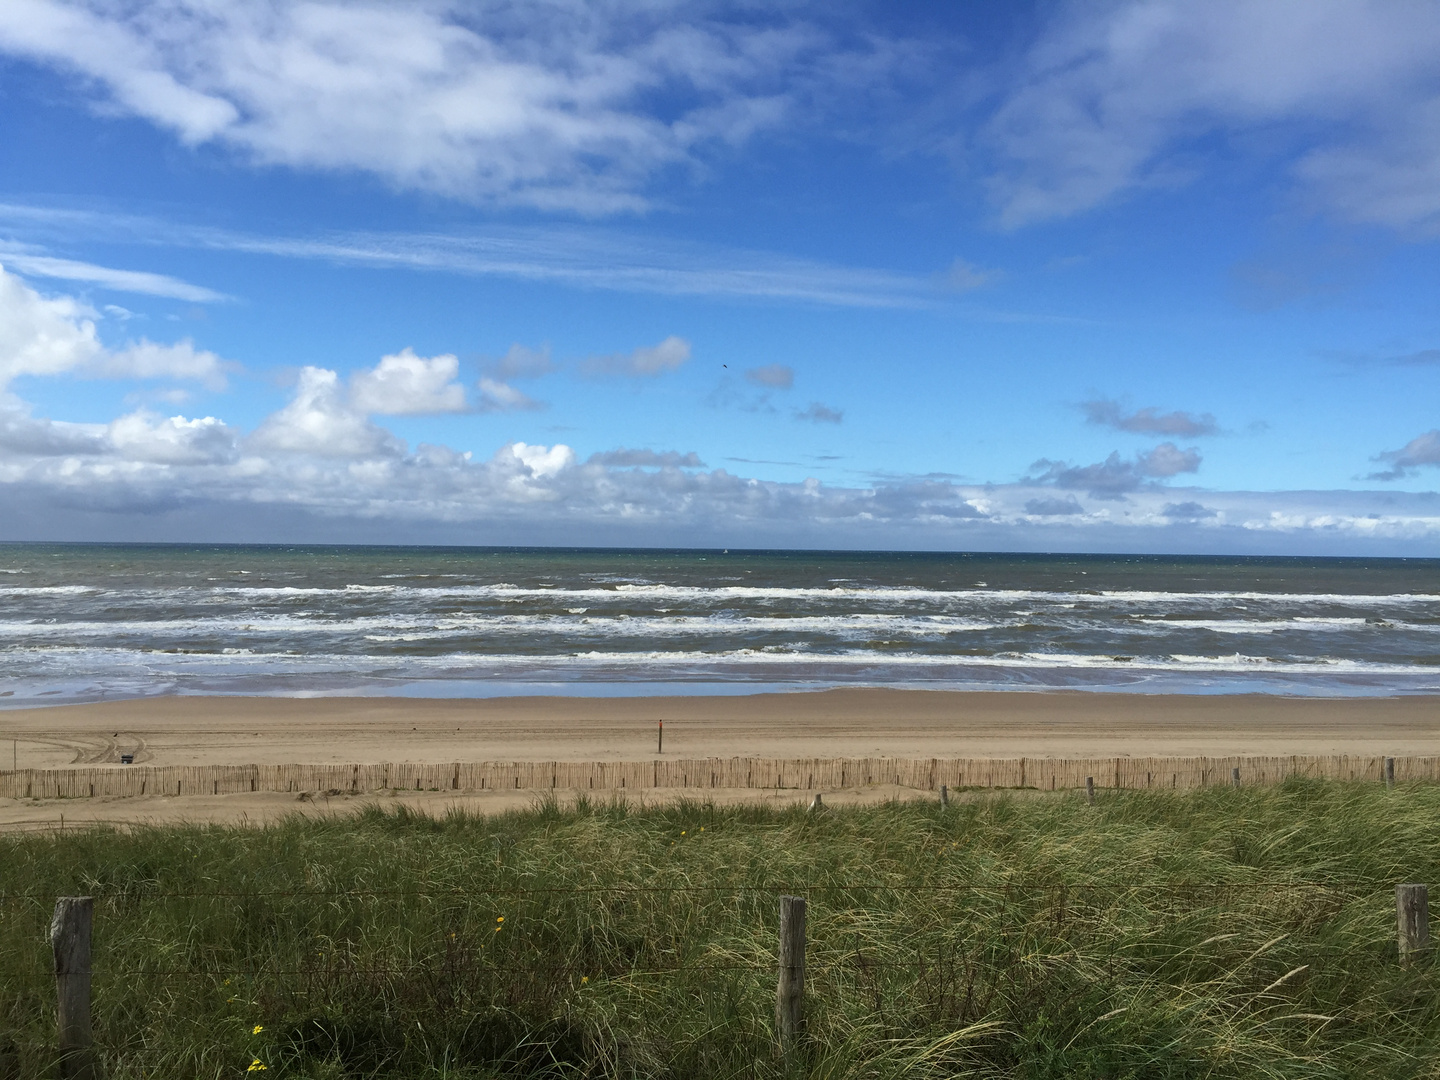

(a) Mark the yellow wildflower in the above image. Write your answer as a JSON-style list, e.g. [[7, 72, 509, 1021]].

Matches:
[[252, 1025, 264, 1035], [247, 1059, 267, 1072], [581, 976, 589, 984]]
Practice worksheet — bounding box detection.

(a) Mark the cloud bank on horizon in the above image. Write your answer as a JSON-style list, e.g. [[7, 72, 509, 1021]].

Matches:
[[0, 1, 1437, 553]]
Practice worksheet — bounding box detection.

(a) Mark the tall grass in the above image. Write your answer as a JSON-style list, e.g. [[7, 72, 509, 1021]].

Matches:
[[2, 779, 1439, 1078]]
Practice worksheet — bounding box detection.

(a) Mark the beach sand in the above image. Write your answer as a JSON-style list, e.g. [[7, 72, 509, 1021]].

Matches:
[[2, 688, 1437, 828]]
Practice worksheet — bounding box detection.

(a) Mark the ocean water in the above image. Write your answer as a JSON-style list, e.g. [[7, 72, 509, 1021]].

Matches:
[[1, 544, 1438, 705]]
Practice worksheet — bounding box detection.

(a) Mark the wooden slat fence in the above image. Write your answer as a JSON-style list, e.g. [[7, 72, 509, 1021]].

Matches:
[[1, 754, 1435, 800]]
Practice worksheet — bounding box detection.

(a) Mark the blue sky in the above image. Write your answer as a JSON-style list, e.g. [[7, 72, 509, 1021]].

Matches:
[[0, 0, 1438, 552]]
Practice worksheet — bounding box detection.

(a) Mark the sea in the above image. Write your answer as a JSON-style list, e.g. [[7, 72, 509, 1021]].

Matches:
[[0, 544, 1437, 706]]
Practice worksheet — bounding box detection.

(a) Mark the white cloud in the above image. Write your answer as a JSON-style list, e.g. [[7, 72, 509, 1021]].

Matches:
[[581, 335, 690, 377], [0, 261, 101, 384], [1, 390, 1438, 552], [349, 348, 468, 415], [984, 0, 1440, 233], [0, 263, 235, 388], [0, 250, 229, 302], [107, 410, 237, 464], [503, 441, 575, 480], [249, 366, 401, 458], [90, 339, 231, 390], [0, 1, 877, 213]]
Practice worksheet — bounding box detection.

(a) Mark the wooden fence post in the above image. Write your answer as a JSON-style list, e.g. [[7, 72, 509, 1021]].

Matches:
[[1231, 767, 1241, 789], [776, 895, 806, 1056], [1397, 884, 1430, 962], [1085, 776, 1095, 805], [939, 784, 949, 808], [1386, 757, 1396, 789], [51, 897, 95, 1080], [808, 793, 823, 812]]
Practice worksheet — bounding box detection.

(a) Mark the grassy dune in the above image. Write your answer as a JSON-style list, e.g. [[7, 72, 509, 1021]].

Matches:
[[3, 779, 1440, 1078]]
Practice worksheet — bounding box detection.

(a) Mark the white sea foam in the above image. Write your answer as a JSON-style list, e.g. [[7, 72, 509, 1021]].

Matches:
[[6, 642, 1429, 677]]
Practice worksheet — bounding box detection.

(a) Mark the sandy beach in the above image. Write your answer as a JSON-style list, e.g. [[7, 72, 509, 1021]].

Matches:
[[2, 688, 1436, 828], [4, 688, 1440, 769]]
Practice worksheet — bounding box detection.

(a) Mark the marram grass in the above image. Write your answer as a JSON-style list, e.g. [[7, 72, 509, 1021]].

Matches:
[[2, 778, 1440, 1078]]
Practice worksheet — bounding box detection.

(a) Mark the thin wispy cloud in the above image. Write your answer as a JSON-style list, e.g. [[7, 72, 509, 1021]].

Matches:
[[0, 203, 942, 309], [0, 250, 229, 302]]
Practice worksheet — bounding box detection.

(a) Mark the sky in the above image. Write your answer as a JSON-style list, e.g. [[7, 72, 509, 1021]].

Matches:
[[0, 0, 1438, 553]]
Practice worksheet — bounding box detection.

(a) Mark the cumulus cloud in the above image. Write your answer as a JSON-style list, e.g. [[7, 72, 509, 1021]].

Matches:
[[501, 441, 575, 480], [1082, 398, 1219, 437], [744, 364, 794, 390], [3, 388, 1440, 551], [0, 260, 106, 383], [107, 410, 237, 464], [250, 366, 402, 458], [795, 401, 843, 424], [588, 448, 705, 468], [89, 339, 231, 390], [0, 394, 105, 456], [1370, 429, 1440, 480], [0, 263, 235, 389], [349, 348, 468, 415], [581, 335, 690, 377], [983, 0, 1440, 234], [1028, 442, 1202, 499], [0, 1, 888, 213]]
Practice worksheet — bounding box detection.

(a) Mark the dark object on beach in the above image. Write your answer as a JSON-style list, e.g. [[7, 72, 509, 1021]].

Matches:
[[119, 754, 134, 765], [1085, 776, 1095, 805]]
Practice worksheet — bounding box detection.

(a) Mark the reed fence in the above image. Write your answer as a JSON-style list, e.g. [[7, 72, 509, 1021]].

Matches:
[[0, 753, 1427, 800]]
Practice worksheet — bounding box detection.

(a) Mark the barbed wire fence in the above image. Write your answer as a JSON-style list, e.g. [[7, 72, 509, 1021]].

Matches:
[[0, 875, 1430, 1077]]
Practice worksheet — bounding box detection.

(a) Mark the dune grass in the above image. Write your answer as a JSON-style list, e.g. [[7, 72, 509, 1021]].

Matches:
[[2, 778, 1440, 1078]]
